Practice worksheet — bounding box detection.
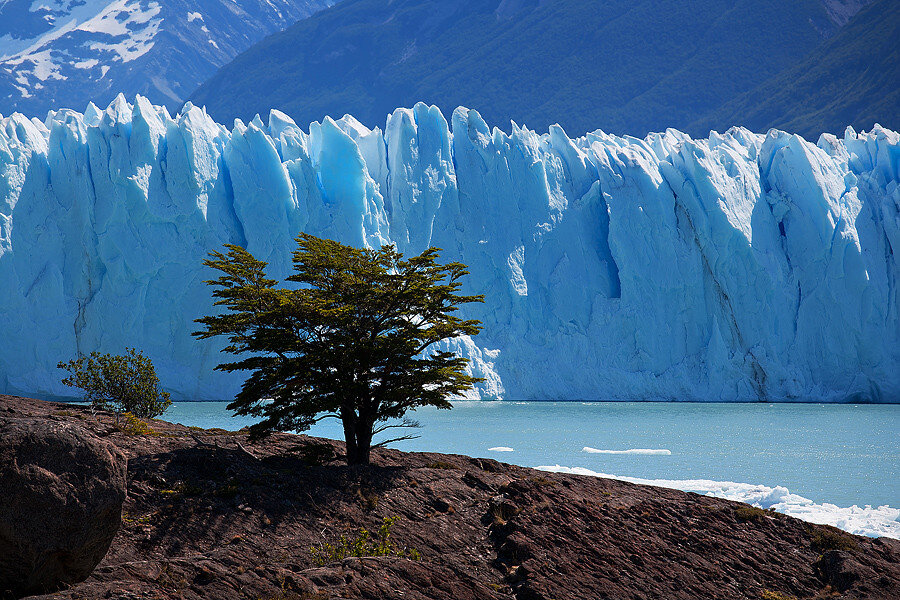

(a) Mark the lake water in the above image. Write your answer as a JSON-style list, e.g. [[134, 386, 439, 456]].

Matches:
[[164, 400, 900, 538]]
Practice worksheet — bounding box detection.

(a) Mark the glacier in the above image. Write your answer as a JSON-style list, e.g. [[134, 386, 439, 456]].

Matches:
[[0, 95, 897, 402]]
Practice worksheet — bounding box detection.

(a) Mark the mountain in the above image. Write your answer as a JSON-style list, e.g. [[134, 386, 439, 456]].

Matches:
[[0, 0, 334, 116], [691, 0, 899, 139], [189, 0, 866, 138], [1, 97, 897, 402]]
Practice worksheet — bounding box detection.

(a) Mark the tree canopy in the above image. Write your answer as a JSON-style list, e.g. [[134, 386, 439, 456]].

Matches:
[[194, 233, 484, 465]]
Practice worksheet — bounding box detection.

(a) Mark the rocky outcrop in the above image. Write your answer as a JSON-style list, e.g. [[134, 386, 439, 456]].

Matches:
[[2, 395, 898, 599], [0, 402, 126, 599]]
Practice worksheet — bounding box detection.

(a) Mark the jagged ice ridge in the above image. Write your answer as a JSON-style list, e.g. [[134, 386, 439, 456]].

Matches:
[[0, 96, 897, 402]]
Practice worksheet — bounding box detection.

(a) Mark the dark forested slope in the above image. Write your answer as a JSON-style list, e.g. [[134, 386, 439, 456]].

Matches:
[[692, 0, 898, 138], [190, 0, 856, 137]]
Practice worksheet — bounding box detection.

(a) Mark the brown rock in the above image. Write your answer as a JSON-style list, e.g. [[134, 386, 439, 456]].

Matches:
[[0, 411, 126, 599], [2, 395, 898, 600], [814, 550, 873, 592]]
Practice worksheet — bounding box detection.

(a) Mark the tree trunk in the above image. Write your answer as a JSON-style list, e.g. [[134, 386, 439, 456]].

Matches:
[[341, 406, 360, 465], [349, 419, 373, 465], [343, 415, 372, 466]]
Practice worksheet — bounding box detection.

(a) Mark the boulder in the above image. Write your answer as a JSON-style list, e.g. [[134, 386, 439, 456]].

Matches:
[[0, 416, 126, 599]]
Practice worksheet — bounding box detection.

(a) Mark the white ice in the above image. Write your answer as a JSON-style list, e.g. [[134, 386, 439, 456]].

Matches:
[[535, 465, 900, 539], [582, 447, 672, 455], [0, 96, 897, 403]]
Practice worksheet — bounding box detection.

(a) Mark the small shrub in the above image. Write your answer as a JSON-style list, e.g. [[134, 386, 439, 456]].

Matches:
[[294, 442, 338, 466], [735, 505, 769, 522], [810, 526, 857, 552], [121, 512, 154, 525], [310, 517, 420, 566], [159, 481, 202, 497], [529, 475, 557, 488], [425, 461, 459, 470], [119, 412, 155, 435], [58, 348, 171, 418], [760, 591, 798, 600], [214, 478, 241, 499]]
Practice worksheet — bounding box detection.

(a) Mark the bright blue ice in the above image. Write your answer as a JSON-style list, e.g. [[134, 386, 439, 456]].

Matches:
[[1, 96, 898, 401]]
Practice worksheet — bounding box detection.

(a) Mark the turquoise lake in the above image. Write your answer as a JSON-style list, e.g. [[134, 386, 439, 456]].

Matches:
[[164, 401, 898, 510]]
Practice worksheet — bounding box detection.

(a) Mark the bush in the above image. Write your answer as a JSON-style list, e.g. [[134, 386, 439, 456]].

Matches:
[[810, 526, 858, 553], [119, 412, 155, 435], [58, 348, 171, 418], [760, 591, 798, 600], [310, 517, 420, 565], [734, 505, 769, 522]]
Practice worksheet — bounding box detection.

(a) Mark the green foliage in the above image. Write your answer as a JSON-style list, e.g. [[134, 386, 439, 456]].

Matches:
[[58, 348, 171, 418], [195, 233, 484, 465], [734, 505, 769, 522], [810, 526, 858, 553], [158, 481, 203, 497], [119, 412, 155, 435], [310, 517, 420, 565]]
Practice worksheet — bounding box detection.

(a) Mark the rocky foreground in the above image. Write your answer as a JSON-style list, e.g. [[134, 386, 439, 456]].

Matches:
[[2, 395, 899, 600]]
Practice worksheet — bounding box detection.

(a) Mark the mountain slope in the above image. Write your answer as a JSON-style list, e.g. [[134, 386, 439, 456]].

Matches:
[[692, 0, 899, 139], [0, 0, 334, 116], [190, 0, 860, 137]]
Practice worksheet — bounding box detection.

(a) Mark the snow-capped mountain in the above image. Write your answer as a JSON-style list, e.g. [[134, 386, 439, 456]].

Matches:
[[1, 97, 897, 402], [0, 0, 334, 115]]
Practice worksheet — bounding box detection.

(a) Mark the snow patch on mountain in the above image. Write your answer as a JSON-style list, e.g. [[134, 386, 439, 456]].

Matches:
[[0, 0, 334, 114], [0, 97, 897, 402], [820, 0, 872, 26]]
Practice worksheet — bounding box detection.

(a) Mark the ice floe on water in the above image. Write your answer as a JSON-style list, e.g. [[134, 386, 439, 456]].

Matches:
[[535, 465, 900, 539], [582, 447, 672, 455], [488, 447, 515, 452]]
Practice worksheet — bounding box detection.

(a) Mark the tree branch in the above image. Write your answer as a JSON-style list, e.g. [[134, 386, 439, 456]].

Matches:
[[371, 433, 421, 448]]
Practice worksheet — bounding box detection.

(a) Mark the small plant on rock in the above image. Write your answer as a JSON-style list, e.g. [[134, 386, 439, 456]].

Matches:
[[119, 412, 155, 435], [734, 505, 769, 522], [760, 591, 799, 600], [58, 348, 171, 419], [310, 517, 420, 565]]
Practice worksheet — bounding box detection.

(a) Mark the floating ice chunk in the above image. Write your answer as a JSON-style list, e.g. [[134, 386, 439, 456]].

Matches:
[[488, 447, 515, 452], [582, 447, 671, 455]]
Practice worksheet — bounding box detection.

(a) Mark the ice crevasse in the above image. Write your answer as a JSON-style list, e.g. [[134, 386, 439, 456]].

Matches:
[[0, 95, 897, 402]]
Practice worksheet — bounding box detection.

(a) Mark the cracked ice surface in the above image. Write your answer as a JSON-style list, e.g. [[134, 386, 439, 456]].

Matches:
[[0, 96, 897, 401]]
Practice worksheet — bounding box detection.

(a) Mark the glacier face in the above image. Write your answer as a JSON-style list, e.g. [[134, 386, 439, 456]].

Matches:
[[0, 96, 897, 402]]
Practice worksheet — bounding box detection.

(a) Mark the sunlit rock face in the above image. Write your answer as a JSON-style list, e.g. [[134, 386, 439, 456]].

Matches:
[[1, 96, 897, 402]]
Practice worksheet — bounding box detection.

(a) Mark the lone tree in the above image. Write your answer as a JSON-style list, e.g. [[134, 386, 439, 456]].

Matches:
[[194, 233, 484, 465], [58, 348, 172, 419]]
